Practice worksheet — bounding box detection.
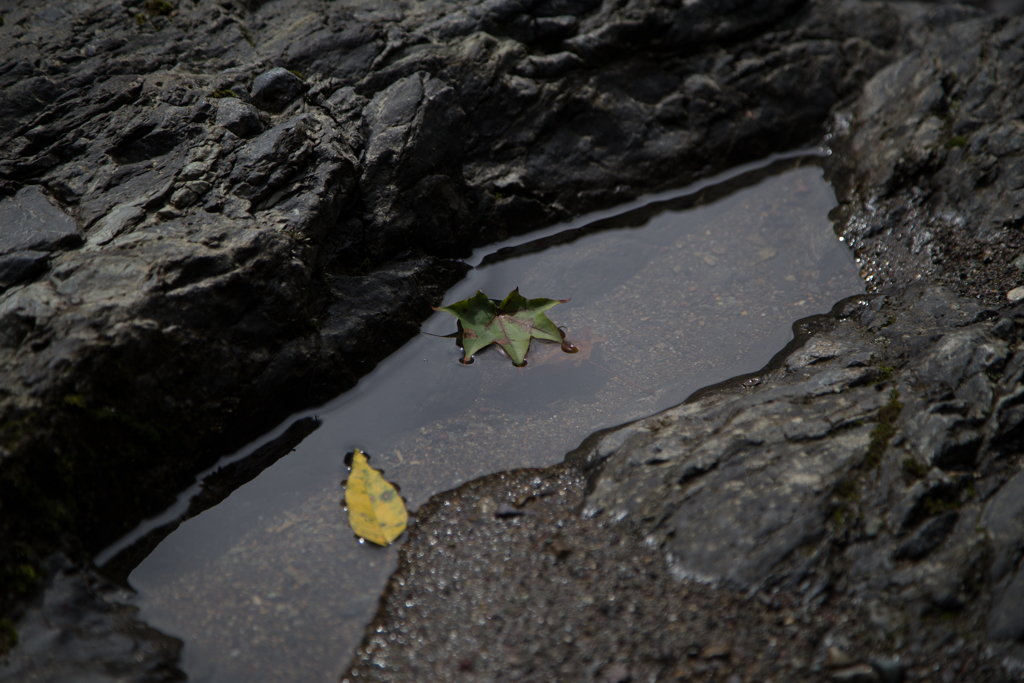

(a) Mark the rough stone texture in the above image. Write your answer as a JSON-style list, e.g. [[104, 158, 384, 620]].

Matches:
[[0, 186, 82, 255], [828, 5, 1024, 304], [0, 556, 182, 683]]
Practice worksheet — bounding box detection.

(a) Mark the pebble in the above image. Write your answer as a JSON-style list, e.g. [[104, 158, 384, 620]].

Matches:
[[827, 646, 854, 668], [1007, 286, 1024, 302], [604, 663, 630, 682], [702, 643, 731, 659], [250, 67, 304, 113], [832, 663, 880, 682], [493, 503, 523, 518], [870, 657, 904, 683]]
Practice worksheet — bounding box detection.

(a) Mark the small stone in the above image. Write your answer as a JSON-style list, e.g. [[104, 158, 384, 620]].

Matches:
[[759, 246, 777, 260], [1011, 254, 1024, 269], [170, 187, 198, 209], [1007, 286, 1024, 302], [185, 181, 211, 196], [701, 643, 731, 659], [494, 504, 523, 518], [216, 98, 264, 137], [863, 517, 882, 538], [250, 67, 304, 113], [603, 663, 630, 682], [827, 646, 854, 668], [703, 254, 718, 266], [832, 664, 880, 682], [870, 657, 904, 683]]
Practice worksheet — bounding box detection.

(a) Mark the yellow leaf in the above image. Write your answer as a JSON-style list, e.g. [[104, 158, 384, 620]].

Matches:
[[344, 449, 407, 546]]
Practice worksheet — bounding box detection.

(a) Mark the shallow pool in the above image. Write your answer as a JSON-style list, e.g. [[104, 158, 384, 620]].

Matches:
[[98, 152, 863, 682]]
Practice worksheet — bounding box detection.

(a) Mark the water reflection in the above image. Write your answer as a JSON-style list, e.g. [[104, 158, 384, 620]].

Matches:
[[106, 157, 863, 682]]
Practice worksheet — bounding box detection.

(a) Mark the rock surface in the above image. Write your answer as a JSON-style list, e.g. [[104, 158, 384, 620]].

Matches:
[[828, 4, 1024, 303], [3, 0, 1024, 682]]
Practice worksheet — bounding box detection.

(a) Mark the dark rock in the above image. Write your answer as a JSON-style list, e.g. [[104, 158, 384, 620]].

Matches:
[[0, 251, 48, 290], [0, 186, 81, 256], [250, 67, 305, 113], [215, 97, 264, 138], [983, 467, 1024, 641], [827, 11, 1024, 304], [359, 72, 470, 259], [894, 511, 959, 560], [515, 51, 585, 78], [0, 557, 182, 682]]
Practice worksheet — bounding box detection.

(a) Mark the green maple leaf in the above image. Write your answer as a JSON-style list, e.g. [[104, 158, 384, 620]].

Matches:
[[434, 288, 570, 366]]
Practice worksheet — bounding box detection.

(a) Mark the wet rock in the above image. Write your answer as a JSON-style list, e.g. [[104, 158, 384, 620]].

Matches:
[[250, 67, 305, 113], [0, 186, 81, 255], [493, 503, 524, 518], [215, 97, 264, 138], [0, 557, 182, 682]]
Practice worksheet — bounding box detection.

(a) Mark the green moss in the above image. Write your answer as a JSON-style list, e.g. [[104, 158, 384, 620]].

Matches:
[[922, 493, 959, 517], [0, 618, 17, 657], [863, 389, 902, 469], [835, 478, 859, 502], [902, 457, 927, 480], [211, 89, 237, 99], [947, 135, 967, 149], [143, 0, 174, 16], [872, 364, 894, 385], [63, 394, 87, 409], [830, 505, 849, 526], [134, 12, 147, 26], [0, 14, 5, 27], [289, 69, 306, 81], [0, 559, 41, 606]]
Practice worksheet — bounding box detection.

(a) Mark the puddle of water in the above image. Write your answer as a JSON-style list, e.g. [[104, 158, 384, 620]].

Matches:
[[100, 156, 863, 682]]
